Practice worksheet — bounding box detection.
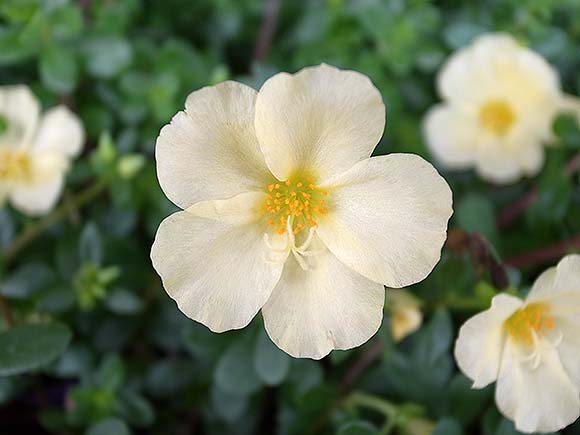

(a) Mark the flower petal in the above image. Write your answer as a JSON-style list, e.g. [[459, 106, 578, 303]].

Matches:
[[0, 85, 40, 148], [454, 294, 523, 388], [262, 244, 384, 359], [9, 176, 64, 216], [32, 106, 85, 157], [316, 154, 452, 287], [495, 338, 580, 433], [254, 64, 385, 180], [423, 104, 478, 169], [557, 318, 580, 389], [151, 192, 283, 333], [473, 146, 522, 184], [156, 81, 272, 209], [527, 255, 580, 304]]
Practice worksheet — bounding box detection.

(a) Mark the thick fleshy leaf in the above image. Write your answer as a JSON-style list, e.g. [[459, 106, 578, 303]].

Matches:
[[495, 338, 580, 434], [150, 193, 283, 333], [32, 106, 84, 157], [262, 241, 384, 359], [316, 154, 453, 288], [0, 322, 72, 376], [155, 81, 273, 209], [254, 64, 385, 180], [0, 85, 40, 148], [454, 294, 522, 388]]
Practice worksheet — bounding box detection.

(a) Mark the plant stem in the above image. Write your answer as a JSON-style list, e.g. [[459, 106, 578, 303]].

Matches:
[[1, 179, 108, 264], [505, 234, 580, 269], [253, 0, 281, 62], [340, 340, 384, 393], [0, 294, 14, 327], [497, 151, 580, 228], [345, 392, 398, 418]]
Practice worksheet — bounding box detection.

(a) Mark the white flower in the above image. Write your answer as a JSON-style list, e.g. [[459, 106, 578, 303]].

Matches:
[[386, 289, 423, 342], [455, 255, 580, 433], [151, 64, 453, 359], [0, 85, 84, 216], [423, 33, 573, 184]]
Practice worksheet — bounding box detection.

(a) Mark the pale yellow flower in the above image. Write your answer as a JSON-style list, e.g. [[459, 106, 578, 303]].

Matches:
[[151, 64, 453, 359], [0, 85, 84, 215], [424, 33, 575, 184], [455, 255, 580, 433], [386, 289, 423, 342]]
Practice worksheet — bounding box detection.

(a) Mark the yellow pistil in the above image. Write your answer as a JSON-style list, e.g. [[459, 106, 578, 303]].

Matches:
[[262, 172, 328, 235], [504, 302, 555, 346], [0, 149, 32, 182], [479, 100, 516, 136]]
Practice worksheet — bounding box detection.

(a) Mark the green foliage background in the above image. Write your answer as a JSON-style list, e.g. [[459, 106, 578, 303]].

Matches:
[[1, 0, 580, 434]]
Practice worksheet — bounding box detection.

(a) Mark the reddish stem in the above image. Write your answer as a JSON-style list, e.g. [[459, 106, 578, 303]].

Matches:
[[505, 234, 580, 268], [497, 151, 580, 229]]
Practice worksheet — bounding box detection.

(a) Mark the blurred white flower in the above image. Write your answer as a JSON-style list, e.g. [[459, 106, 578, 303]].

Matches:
[[386, 289, 423, 342], [455, 255, 580, 433], [424, 33, 578, 184], [151, 64, 453, 359], [0, 85, 84, 215]]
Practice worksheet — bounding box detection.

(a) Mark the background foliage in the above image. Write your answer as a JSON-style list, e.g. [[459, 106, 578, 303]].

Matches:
[[1, 0, 580, 434]]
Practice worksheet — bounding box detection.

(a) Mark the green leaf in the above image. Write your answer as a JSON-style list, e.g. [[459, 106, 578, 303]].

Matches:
[[116, 391, 155, 427], [215, 339, 263, 396], [448, 374, 492, 425], [0, 0, 39, 22], [96, 354, 125, 391], [145, 359, 195, 398], [85, 418, 131, 435], [254, 330, 290, 386], [0, 27, 36, 65], [337, 421, 378, 435], [433, 418, 464, 435], [456, 194, 497, 243], [84, 37, 133, 79], [1, 263, 55, 299], [0, 323, 72, 376], [211, 385, 248, 423], [39, 45, 78, 94], [79, 222, 103, 265], [48, 4, 83, 41], [105, 288, 143, 315]]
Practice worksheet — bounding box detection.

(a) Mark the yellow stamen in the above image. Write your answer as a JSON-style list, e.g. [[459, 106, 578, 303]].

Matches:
[[479, 100, 516, 136], [261, 171, 329, 235], [0, 149, 32, 182], [504, 302, 555, 346]]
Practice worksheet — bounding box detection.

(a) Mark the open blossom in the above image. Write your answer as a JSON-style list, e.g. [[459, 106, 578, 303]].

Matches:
[[385, 289, 423, 342], [151, 64, 453, 359], [0, 85, 84, 215], [455, 255, 580, 433], [424, 33, 575, 184]]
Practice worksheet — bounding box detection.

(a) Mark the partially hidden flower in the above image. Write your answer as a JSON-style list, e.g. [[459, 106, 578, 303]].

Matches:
[[424, 33, 579, 184], [386, 289, 423, 342], [151, 64, 453, 359], [0, 85, 84, 215], [455, 255, 580, 433]]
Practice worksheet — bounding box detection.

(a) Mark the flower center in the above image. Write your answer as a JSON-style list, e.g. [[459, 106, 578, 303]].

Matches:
[[0, 149, 32, 182], [504, 302, 555, 346], [262, 172, 328, 235], [479, 100, 516, 136]]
